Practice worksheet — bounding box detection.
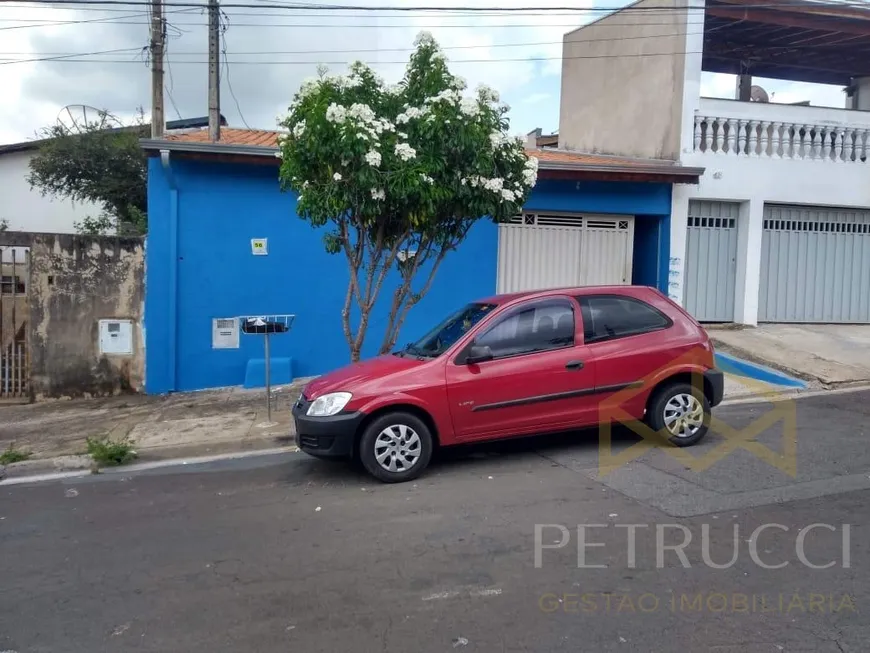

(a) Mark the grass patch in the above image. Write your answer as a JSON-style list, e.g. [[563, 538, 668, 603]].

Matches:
[[86, 436, 137, 467], [0, 444, 32, 465]]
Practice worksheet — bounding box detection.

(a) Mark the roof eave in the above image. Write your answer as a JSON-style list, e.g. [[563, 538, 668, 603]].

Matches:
[[140, 138, 277, 158], [538, 160, 705, 179], [141, 138, 705, 182]]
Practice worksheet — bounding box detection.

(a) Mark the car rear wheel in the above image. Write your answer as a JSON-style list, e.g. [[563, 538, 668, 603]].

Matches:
[[646, 382, 711, 447], [358, 412, 433, 483]]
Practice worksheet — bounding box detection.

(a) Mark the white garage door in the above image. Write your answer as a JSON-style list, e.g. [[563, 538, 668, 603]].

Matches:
[[760, 204, 870, 323], [496, 212, 634, 293]]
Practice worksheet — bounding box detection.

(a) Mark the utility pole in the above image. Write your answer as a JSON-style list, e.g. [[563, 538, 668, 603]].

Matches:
[[208, 0, 221, 141], [150, 0, 165, 138]]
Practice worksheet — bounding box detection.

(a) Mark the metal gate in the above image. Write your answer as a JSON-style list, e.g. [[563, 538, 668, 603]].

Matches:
[[759, 205, 870, 323], [0, 246, 30, 400], [496, 212, 634, 293], [683, 200, 740, 322]]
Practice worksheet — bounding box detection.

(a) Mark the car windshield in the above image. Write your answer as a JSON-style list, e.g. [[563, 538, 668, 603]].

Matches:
[[403, 302, 497, 358]]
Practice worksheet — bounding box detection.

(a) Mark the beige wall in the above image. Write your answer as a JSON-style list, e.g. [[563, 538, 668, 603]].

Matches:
[[1, 232, 145, 399], [559, 0, 690, 160]]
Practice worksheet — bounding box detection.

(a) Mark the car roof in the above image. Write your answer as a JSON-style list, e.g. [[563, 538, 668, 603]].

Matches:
[[475, 285, 658, 306]]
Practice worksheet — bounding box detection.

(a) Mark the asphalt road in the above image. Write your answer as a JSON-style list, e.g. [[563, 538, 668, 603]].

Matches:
[[2, 390, 869, 653]]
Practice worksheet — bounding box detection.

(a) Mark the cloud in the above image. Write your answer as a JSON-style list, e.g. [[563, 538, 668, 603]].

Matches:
[[701, 72, 845, 109], [0, 0, 594, 144], [522, 92, 552, 105]]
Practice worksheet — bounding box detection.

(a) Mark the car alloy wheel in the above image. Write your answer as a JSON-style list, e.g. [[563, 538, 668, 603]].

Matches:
[[374, 424, 422, 473]]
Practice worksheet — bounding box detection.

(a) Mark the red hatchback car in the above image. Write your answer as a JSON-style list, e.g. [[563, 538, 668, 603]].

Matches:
[[292, 285, 724, 483]]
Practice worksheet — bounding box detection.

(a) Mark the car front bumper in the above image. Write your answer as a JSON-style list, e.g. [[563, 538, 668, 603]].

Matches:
[[705, 369, 725, 407], [291, 396, 364, 458]]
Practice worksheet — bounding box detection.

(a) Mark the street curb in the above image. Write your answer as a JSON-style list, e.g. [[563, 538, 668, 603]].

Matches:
[[0, 446, 301, 486]]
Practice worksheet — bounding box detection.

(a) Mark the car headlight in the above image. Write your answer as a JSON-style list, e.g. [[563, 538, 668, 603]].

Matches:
[[306, 392, 352, 417]]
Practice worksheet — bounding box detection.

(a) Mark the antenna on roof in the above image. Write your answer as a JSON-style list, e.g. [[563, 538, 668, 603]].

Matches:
[[750, 85, 770, 103], [56, 105, 120, 134]]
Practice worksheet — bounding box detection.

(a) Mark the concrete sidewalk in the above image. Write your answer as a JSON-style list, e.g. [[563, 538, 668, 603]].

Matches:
[[0, 381, 307, 477], [0, 366, 805, 480], [710, 323, 870, 386]]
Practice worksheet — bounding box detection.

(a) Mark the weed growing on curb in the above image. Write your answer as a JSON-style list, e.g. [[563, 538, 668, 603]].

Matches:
[[0, 444, 32, 465], [86, 436, 137, 467]]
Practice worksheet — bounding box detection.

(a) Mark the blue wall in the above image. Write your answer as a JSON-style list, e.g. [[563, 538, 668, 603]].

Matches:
[[145, 158, 498, 393], [146, 162, 674, 394]]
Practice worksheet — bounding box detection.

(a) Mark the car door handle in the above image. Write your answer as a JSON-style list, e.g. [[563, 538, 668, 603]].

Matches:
[[565, 360, 584, 370]]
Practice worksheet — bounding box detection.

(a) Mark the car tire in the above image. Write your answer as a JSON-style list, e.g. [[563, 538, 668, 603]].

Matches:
[[358, 412, 433, 483], [645, 382, 711, 447]]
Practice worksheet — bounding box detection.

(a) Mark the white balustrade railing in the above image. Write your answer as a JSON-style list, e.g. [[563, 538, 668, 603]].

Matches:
[[693, 115, 870, 163]]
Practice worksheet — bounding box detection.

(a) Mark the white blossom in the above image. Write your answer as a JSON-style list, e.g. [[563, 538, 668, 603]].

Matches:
[[325, 103, 348, 123], [395, 143, 417, 161], [459, 98, 480, 117], [302, 180, 310, 189], [292, 120, 306, 138], [476, 83, 500, 104], [298, 77, 319, 98], [420, 173, 434, 184], [371, 188, 386, 201], [274, 151, 283, 159], [333, 172, 343, 181], [501, 188, 517, 202], [489, 131, 507, 148], [341, 158, 349, 167], [396, 106, 428, 124], [523, 156, 539, 186], [427, 89, 461, 105], [364, 150, 382, 167], [398, 132, 409, 139], [348, 103, 376, 123], [414, 31, 437, 47], [452, 76, 467, 90], [385, 83, 403, 95]]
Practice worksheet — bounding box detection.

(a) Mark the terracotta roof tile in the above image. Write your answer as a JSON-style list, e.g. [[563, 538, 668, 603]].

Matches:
[[158, 128, 696, 175], [165, 127, 281, 148]]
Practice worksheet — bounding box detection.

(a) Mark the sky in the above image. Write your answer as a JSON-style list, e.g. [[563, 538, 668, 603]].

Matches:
[[0, 0, 849, 146]]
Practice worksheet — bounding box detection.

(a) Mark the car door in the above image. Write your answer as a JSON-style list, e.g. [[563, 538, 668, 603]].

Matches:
[[578, 294, 675, 419], [445, 296, 598, 441]]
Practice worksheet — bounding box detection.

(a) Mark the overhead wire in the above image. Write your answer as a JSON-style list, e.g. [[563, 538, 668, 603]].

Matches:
[[220, 9, 252, 127]]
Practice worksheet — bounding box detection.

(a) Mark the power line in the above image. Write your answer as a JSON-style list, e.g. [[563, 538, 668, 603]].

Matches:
[[0, 16, 711, 31], [0, 31, 713, 57], [0, 50, 807, 65], [220, 10, 251, 128], [0, 0, 851, 12]]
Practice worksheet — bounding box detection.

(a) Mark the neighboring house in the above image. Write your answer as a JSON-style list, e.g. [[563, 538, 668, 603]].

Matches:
[[0, 115, 225, 236], [560, 0, 870, 325], [140, 128, 702, 394]]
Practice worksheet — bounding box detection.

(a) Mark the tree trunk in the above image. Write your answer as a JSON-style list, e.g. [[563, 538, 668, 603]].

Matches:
[[378, 247, 450, 354]]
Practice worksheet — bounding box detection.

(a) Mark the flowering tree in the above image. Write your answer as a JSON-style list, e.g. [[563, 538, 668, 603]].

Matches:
[[277, 32, 538, 362]]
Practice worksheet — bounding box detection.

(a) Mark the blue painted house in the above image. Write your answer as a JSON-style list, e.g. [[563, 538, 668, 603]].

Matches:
[[141, 128, 702, 394]]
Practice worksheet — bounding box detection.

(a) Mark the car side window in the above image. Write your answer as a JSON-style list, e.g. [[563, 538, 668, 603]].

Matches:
[[578, 295, 671, 344], [475, 300, 575, 359]]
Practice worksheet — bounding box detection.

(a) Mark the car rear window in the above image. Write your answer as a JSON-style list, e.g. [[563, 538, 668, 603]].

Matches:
[[578, 295, 672, 343]]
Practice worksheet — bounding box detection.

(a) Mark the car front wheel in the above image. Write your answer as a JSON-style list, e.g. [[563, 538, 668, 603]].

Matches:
[[358, 412, 433, 483], [646, 382, 711, 447]]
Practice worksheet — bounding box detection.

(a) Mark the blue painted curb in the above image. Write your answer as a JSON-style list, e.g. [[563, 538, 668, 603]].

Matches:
[[714, 351, 807, 388]]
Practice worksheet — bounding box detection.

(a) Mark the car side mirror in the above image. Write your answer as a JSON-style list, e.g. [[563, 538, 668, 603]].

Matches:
[[465, 344, 493, 365]]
